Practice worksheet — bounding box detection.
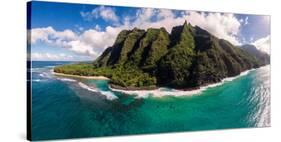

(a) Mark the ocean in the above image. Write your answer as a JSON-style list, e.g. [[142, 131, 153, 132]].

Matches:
[[30, 61, 270, 140]]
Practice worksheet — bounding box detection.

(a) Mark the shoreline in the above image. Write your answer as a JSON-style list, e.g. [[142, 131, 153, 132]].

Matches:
[[52, 72, 110, 80], [53, 65, 268, 98], [109, 84, 158, 91], [108, 67, 261, 98]]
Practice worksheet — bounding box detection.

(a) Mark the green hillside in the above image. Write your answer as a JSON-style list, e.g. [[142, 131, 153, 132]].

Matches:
[[54, 21, 270, 90]]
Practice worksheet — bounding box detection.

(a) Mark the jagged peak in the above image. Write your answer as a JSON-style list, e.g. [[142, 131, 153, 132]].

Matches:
[[132, 27, 139, 31], [147, 27, 159, 31], [183, 20, 188, 26], [113, 30, 130, 44], [183, 20, 192, 28], [181, 21, 195, 37], [131, 27, 145, 32], [160, 27, 167, 32], [180, 21, 194, 36], [118, 29, 130, 35]]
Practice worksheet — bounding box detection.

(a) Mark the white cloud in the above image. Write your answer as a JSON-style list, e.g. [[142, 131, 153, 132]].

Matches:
[[80, 26, 121, 53], [80, 6, 118, 22], [30, 25, 121, 57], [183, 11, 241, 45], [127, 8, 184, 32], [31, 52, 75, 61], [117, 9, 242, 45], [252, 35, 270, 54], [31, 8, 248, 60], [30, 27, 77, 44]]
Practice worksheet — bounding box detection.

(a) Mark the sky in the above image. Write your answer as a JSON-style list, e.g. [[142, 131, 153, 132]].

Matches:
[[28, 1, 270, 61]]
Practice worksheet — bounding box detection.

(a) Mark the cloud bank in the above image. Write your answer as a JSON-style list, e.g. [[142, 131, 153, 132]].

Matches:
[[30, 6, 270, 60], [252, 35, 270, 54], [31, 52, 74, 61]]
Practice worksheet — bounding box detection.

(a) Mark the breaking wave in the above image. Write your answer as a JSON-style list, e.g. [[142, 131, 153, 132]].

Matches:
[[78, 82, 118, 100], [109, 68, 255, 98], [57, 78, 77, 82]]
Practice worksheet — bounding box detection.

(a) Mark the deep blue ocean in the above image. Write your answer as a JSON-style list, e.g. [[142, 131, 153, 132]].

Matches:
[[30, 61, 270, 140]]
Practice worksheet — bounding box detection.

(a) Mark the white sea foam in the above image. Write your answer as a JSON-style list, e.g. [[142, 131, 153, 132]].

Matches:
[[30, 68, 43, 72], [39, 73, 44, 77], [109, 86, 202, 98], [39, 73, 47, 78], [109, 68, 255, 98], [38, 71, 54, 79], [32, 79, 44, 82], [78, 82, 118, 100], [57, 78, 77, 82], [100, 91, 118, 100], [78, 82, 99, 92]]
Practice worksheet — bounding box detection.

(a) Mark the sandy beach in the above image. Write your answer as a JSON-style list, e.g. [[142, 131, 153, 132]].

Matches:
[[108, 67, 259, 98], [52, 66, 265, 98], [53, 72, 110, 80]]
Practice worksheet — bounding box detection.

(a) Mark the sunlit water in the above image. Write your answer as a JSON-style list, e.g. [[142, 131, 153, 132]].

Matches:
[[30, 61, 270, 140]]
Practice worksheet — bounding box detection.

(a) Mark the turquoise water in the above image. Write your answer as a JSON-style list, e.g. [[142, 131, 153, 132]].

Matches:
[[30, 61, 270, 140]]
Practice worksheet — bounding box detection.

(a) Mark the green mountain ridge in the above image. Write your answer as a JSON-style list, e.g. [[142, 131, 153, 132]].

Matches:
[[54, 21, 270, 90]]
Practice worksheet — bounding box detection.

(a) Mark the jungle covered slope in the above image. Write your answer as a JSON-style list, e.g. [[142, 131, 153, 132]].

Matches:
[[54, 21, 270, 90]]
